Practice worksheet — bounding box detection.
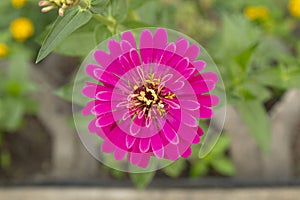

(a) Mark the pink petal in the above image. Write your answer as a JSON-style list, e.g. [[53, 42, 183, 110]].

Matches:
[[140, 30, 153, 64], [197, 127, 204, 136], [101, 139, 114, 153], [181, 147, 192, 158], [182, 68, 196, 79], [177, 123, 198, 142], [199, 106, 214, 118], [190, 106, 214, 118], [163, 98, 180, 109], [119, 55, 133, 70], [192, 134, 200, 144], [175, 57, 189, 71], [181, 111, 198, 127], [181, 100, 200, 111], [96, 114, 114, 127], [130, 153, 143, 165], [93, 103, 112, 115], [139, 138, 151, 153], [95, 91, 112, 101], [126, 135, 136, 149], [122, 31, 137, 48], [88, 118, 99, 134], [82, 101, 96, 116], [130, 122, 141, 136], [192, 80, 216, 94], [159, 42, 176, 64], [197, 94, 219, 107], [164, 143, 180, 161], [193, 60, 206, 72], [108, 39, 122, 58], [184, 44, 200, 61], [120, 40, 133, 53], [162, 122, 179, 144], [140, 29, 153, 48], [175, 38, 189, 56], [137, 155, 150, 168], [94, 50, 111, 67], [153, 28, 168, 49], [114, 148, 126, 161], [150, 134, 164, 158], [130, 49, 141, 67], [201, 72, 218, 83]]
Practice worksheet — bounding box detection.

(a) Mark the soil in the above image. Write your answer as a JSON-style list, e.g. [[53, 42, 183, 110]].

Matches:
[[0, 116, 52, 180]]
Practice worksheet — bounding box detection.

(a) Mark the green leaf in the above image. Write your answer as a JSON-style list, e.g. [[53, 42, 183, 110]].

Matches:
[[237, 100, 270, 153], [36, 8, 92, 63], [211, 157, 236, 176], [189, 160, 209, 177], [54, 82, 73, 103], [90, 0, 110, 14], [129, 0, 153, 9], [162, 159, 186, 178], [235, 43, 258, 72], [4, 98, 24, 131], [110, 169, 126, 179], [211, 135, 231, 156], [94, 24, 112, 44], [122, 19, 152, 29], [129, 172, 155, 189], [249, 68, 283, 89], [242, 81, 272, 102], [55, 32, 96, 56], [111, 0, 127, 23]]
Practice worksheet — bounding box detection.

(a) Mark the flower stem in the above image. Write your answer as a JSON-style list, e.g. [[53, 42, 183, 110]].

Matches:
[[92, 14, 114, 27]]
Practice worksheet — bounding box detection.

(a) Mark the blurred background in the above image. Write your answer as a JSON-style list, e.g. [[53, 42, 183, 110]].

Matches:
[[0, 0, 300, 199]]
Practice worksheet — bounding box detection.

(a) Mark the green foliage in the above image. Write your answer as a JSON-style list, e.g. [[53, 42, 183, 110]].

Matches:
[[162, 158, 186, 178], [129, 172, 155, 189], [36, 8, 93, 62], [190, 135, 235, 177]]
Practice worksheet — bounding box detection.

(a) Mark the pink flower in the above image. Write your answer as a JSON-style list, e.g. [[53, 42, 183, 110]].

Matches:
[[82, 28, 219, 168]]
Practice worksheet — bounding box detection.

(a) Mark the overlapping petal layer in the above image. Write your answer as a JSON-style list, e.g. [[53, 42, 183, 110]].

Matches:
[[82, 28, 219, 168]]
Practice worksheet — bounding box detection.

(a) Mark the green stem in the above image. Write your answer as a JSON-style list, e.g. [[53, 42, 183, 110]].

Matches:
[[92, 14, 115, 27]]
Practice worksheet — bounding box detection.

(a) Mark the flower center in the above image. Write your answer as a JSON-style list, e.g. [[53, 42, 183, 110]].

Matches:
[[129, 75, 175, 119]]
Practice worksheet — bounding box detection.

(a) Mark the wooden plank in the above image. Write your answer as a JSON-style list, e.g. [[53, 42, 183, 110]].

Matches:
[[0, 187, 299, 200]]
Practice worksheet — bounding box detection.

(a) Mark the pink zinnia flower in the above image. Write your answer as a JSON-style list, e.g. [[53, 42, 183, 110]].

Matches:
[[82, 28, 219, 168]]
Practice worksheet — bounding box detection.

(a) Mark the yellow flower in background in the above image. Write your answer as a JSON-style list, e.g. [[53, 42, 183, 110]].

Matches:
[[11, 0, 27, 8], [0, 43, 9, 58], [10, 18, 34, 42], [244, 6, 269, 21], [289, 0, 300, 18]]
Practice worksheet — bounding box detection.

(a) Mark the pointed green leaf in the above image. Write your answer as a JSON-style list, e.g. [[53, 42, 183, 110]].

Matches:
[[235, 43, 258, 72], [162, 159, 186, 178], [211, 157, 236, 176], [36, 8, 92, 63], [129, 172, 155, 189], [111, 0, 127, 22], [237, 100, 270, 153]]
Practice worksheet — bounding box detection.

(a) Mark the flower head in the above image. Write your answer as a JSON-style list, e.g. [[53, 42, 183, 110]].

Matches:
[[39, 0, 80, 16], [11, 0, 27, 8], [10, 18, 34, 42], [0, 43, 9, 58], [289, 0, 300, 18], [82, 28, 219, 168], [244, 6, 269, 21]]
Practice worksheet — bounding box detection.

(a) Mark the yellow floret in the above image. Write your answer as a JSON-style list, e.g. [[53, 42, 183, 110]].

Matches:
[[11, 0, 27, 8], [289, 0, 300, 18], [0, 43, 9, 58], [10, 18, 34, 42], [244, 6, 269, 20]]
